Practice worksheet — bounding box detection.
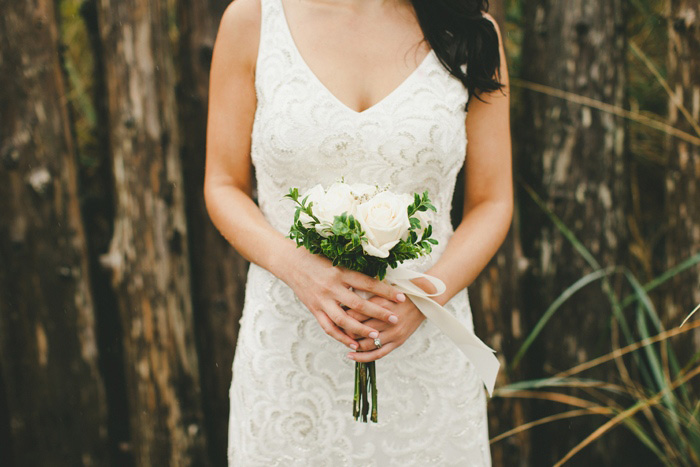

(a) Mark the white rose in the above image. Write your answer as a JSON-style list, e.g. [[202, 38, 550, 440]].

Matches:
[[307, 182, 358, 237], [355, 191, 412, 258], [298, 184, 326, 228], [319, 182, 357, 219]]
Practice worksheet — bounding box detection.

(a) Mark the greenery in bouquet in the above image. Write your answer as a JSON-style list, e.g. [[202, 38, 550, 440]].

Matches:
[[285, 183, 438, 280]]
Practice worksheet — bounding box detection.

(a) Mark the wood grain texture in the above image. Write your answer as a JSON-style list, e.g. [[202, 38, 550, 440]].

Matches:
[[95, 0, 208, 464], [519, 1, 636, 464], [665, 0, 700, 348], [0, 0, 109, 464]]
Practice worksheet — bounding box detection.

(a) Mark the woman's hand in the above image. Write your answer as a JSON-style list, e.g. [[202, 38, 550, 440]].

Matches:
[[280, 246, 406, 351], [345, 295, 426, 362]]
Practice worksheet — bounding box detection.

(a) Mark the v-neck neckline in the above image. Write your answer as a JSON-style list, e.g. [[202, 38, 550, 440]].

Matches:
[[276, 0, 435, 116]]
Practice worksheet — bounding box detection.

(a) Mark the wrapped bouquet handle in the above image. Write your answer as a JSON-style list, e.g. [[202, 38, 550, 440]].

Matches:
[[384, 266, 500, 396]]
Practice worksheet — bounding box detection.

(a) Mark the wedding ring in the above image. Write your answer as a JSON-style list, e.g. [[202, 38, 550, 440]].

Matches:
[[373, 337, 382, 349]]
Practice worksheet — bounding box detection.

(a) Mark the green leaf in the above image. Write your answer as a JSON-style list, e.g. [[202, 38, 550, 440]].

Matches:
[[284, 187, 300, 201], [510, 267, 619, 369]]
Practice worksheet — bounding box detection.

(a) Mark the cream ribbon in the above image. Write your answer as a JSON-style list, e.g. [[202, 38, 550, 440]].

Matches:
[[384, 266, 500, 397]]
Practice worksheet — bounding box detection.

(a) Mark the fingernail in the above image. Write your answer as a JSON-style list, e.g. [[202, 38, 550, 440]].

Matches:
[[347, 353, 355, 360], [369, 331, 379, 338], [397, 293, 406, 302], [350, 343, 358, 350], [388, 315, 399, 324]]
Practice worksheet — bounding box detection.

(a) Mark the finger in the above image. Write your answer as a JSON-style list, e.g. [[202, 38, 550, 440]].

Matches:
[[360, 318, 388, 330], [348, 341, 397, 363], [346, 320, 388, 340], [344, 325, 365, 340], [324, 301, 380, 339], [345, 308, 370, 322], [348, 318, 388, 336], [367, 295, 395, 309], [346, 305, 394, 326], [342, 270, 406, 304], [336, 287, 399, 324], [355, 328, 397, 352], [314, 311, 359, 350]]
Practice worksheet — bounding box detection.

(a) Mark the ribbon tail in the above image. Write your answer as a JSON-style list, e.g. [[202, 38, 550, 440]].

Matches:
[[409, 295, 500, 396], [383, 267, 501, 396]]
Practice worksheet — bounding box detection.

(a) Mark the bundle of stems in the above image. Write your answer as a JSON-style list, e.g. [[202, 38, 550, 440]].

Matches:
[[353, 361, 378, 422]]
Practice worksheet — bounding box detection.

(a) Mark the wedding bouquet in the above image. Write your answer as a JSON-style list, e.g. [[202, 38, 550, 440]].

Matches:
[[284, 181, 438, 422]]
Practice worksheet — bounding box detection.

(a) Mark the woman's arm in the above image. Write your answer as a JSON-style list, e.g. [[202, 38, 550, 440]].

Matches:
[[424, 12, 513, 305], [348, 13, 512, 361], [203, 0, 406, 350]]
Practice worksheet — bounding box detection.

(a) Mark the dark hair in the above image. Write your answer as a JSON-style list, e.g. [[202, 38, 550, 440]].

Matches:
[[411, 0, 505, 108]]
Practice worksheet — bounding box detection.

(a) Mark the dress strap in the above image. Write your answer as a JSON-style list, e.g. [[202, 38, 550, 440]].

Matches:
[[257, 0, 287, 64], [261, 0, 283, 30], [255, 0, 277, 77]]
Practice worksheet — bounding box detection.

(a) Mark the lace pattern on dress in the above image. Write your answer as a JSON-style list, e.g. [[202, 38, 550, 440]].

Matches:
[[228, 0, 491, 464]]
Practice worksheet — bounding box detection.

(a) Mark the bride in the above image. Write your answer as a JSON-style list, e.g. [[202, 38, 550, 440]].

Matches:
[[204, 0, 512, 464]]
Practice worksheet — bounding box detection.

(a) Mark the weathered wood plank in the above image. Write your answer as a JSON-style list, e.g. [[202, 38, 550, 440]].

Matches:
[[665, 0, 700, 347], [0, 0, 109, 464], [95, 0, 208, 464], [518, 1, 636, 464]]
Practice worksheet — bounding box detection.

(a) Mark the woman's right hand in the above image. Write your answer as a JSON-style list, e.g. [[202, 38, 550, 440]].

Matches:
[[280, 246, 406, 351]]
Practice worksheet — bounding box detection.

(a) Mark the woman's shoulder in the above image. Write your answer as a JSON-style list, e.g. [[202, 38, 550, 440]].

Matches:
[[220, 0, 262, 33], [481, 12, 497, 25], [215, 0, 263, 74], [480, 12, 503, 43]]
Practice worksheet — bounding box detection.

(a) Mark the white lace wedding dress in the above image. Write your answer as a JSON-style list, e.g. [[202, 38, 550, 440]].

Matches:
[[227, 0, 492, 464]]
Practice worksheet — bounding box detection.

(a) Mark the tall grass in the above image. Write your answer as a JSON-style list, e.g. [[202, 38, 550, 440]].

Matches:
[[495, 1, 700, 461], [491, 181, 700, 466]]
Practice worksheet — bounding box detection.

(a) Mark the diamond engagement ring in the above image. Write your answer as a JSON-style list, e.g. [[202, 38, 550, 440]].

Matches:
[[373, 337, 382, 349]]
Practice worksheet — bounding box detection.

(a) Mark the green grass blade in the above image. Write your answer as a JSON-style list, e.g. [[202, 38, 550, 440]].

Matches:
[[511, 267, 618, 369], [520, 181, 637, 346], [636, 304, 663, 391], [620, 252, 700, 310], [624, 267, 690, 404], [497, 376, 615, 392], [680, 303, 700, 329], [520, 182, 600, 269]]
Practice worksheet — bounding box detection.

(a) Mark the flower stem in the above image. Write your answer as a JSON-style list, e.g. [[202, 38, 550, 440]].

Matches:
[[369, 361, 378, 422], [360, 363, 369, 422], [353, 361, 360, 420]]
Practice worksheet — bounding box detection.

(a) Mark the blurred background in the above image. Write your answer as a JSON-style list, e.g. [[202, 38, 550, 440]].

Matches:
[[1, 0, 698, 465]]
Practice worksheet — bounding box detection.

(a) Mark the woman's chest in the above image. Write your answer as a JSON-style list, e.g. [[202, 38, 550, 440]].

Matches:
[[251, 56, 469, 191]]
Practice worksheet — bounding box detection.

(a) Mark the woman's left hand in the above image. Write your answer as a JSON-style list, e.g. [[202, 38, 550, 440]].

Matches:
[[344, 295, 426, 362]]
